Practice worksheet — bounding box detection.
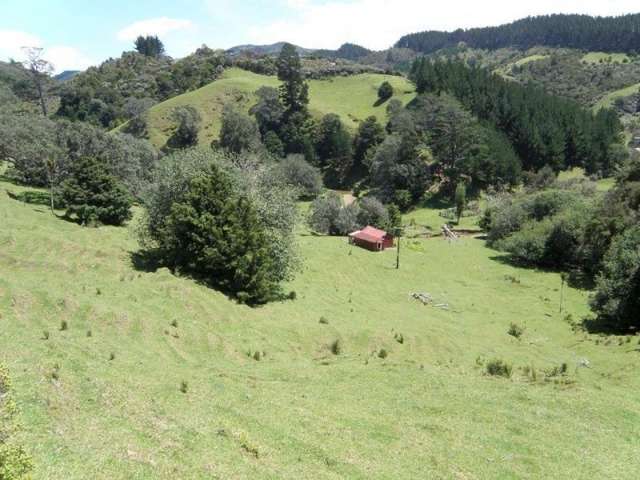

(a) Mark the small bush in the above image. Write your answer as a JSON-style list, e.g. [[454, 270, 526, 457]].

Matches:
[[180, 380, 188, 394], [394, 333, 404, 344], [508, 323, 525, 339], [319, 316, 329, 325], [486, 359, 513, 378], [170, 319, 178, 328], [330, 339, 343, 355], [378, 348, 389, 359], [86, 330, 93, 337], [253, 351, 264, 361], [60, 320, 68, 331], [42, 330, 50, 340], [545, 363, 569, 378], [109, 352, 115, 361]]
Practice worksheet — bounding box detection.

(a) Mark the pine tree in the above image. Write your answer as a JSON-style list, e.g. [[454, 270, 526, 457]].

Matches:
[[61, 157, 132, 226], [277, 43, 309, 114]]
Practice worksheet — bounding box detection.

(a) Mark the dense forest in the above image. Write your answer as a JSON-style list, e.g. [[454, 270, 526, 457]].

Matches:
[[397, 14, 640, 54], [410, 59, 624, 175]]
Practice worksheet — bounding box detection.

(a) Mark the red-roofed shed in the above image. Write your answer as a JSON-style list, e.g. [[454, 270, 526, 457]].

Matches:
[[348, 226, 395, 252]]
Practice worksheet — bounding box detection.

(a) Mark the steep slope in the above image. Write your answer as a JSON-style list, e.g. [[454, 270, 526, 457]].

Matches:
[[2, 178, 640, 479], [144, 67, 416, 149]]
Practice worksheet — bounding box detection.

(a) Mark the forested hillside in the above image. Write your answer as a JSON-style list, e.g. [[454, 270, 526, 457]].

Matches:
[[397, 14, 640, 54], [411, 59, 624, 175]]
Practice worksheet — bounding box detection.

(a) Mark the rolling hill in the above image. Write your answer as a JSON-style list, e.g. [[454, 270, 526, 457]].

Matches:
[[143, 67, 416, 149], [2, 172, 640, 479]]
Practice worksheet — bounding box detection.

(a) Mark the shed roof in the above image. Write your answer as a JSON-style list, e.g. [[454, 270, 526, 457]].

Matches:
[[349, 226, 389, 243]]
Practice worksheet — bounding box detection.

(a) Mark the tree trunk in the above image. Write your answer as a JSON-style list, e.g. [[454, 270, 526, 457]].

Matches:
[[35, 76, 48, 117]]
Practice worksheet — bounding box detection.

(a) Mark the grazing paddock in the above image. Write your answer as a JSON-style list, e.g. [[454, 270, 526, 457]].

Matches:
[[1, 180, 639, 479]]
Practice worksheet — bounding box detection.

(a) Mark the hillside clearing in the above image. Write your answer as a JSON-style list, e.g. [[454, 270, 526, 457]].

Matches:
[[594, 81, 640, 111], [582, 52, 631, 64], [144, 68, 416, 149], [2, 179, 640, 479]]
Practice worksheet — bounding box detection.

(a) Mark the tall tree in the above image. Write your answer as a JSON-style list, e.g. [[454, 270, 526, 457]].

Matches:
[[134, 36, 165, 57], [22, 47, 53, 116], [277, 43, 309, 115]]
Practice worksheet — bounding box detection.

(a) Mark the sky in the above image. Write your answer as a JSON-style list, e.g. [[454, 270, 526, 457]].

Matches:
[[1, 0, 639, 73]]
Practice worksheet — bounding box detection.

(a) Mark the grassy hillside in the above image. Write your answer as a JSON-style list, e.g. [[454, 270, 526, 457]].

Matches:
[[2, 177, 640, 479], [144, 68, 416, 149], [582, 52, 631, 64], [594, 81, 640, 111]]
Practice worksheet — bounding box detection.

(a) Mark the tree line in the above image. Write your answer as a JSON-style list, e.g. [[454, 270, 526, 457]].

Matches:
[[410, 58, 624, 176], [397, 14, 640, 55]]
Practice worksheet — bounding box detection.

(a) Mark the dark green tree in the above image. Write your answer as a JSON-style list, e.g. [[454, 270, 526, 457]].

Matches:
[[316, 114, 353, 185], [250, 86, 284, 135], [591, 226, 640, 332], [61, 156, 132, 225], [277, 43, 309, 114], [378, 81, 394, 102], [134, 36, 165, 57], [158, 163, 277, 304], [353, 116, 385, 167]]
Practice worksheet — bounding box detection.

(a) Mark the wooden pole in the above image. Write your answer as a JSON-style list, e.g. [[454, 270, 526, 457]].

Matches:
[[559, 274, 566, 314], [396, 235, 400, 270]]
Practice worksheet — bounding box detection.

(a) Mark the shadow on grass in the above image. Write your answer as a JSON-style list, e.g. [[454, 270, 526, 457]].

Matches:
[[579, 316, 638, 336], [6, 189, 64, 208], [488, 254, 594, 290], [129, 249, 296, 306], [130, 249, 164, 273], [373, 97, 388, 108]]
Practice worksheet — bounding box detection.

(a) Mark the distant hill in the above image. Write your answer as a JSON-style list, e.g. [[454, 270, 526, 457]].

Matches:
[[397, 13, 640, 54], [226, 42, 315, 57], [316, 43, 372, 61], [140, 67, 415, 149], [54, 70, 80, 82]]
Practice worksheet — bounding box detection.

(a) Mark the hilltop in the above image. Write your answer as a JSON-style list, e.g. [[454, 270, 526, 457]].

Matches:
[[142, 67, 416, 149]]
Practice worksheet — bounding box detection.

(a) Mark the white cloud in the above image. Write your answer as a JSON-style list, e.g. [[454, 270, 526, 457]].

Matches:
[[248, 0, 640, 50], [0, 29, 94, 73], [117, 17, 194, 42], [46, 46, 95, 72], [0, 30, 42, 60]]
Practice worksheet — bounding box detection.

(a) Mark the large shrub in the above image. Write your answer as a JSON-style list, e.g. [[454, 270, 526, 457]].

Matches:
[[308, 193, 396, 235], [356, 197, 390, 230], [140, 150, 299, 303], [61, 156, 133, 226], [218, 105, 261, 154], [168, 106, 201, 148], [591, 226, 640, 331], [274, 154, 323, 199], [0, 115, 157, 196]]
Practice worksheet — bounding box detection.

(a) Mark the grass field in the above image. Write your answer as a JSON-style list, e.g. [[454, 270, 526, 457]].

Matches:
[[514, 54, 548, 66], [143, 68, 416, 149], [1, 177, 640, 479], [581, 52, 631, 65]]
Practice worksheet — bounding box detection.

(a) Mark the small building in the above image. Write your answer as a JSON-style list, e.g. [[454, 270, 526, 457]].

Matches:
[[349, 226, 395, 252]]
